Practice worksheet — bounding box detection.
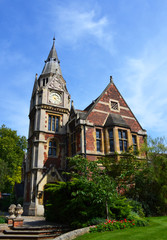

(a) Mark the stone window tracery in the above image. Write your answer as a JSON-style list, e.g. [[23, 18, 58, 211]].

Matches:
[[48, 115, 59, 132]]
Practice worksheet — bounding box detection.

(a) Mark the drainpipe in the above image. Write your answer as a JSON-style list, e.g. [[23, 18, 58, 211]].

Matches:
[[83, 125, 86, 159]]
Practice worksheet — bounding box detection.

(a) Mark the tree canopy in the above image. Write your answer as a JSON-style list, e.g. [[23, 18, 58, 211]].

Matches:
[[0, 125, 27, 193]]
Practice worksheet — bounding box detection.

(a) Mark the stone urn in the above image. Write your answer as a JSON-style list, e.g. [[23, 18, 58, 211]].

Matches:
[[8, 204, 16, 218], [15, 204, 23, 218]]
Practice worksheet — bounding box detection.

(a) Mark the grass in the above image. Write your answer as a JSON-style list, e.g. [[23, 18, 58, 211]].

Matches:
[[74, 216, 167, 240]]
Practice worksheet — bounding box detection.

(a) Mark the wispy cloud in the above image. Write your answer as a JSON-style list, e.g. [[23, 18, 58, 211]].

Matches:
[[121, 41, 167, 137], [48, 3, 114, 53]]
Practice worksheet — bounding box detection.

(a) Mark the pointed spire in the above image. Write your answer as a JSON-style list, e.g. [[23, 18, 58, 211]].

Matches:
[[41, 37, 62, 75], [46, 37, 60, 63]]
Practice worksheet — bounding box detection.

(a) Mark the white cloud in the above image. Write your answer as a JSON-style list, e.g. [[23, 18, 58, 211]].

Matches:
[[49, 3, 114, 53], [121, 44, 167, 137]]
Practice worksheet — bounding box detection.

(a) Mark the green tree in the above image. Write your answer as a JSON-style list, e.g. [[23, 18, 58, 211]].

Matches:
[[126, 136, 167, 216], [0, 125, 27, 193], [68, 155, 117, 219]]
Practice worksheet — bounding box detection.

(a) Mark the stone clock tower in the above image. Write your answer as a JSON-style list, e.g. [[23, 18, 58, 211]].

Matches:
[[23, 38, 71, 216]]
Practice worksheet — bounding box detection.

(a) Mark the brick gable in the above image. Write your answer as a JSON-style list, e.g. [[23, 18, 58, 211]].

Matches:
[[86, 82, 144, 133]]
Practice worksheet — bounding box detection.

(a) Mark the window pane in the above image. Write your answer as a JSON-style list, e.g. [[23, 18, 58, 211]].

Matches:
[[96, 140, 101, 152], [52, 116, 55, 131], [108, 129, 113, 138], [48, 116, 51, 130], [96, 130, 101, 139], [132, 135, 136, 144], [48, 147, 52, 155], [119, 140, 123, 151], [124, 140, 128, 151], [56, 117, 59, 132], [52, 148, 56, 156], [118, 130, 122, 139], [122, 131, 127, 139], [110, 139, 114, 152]]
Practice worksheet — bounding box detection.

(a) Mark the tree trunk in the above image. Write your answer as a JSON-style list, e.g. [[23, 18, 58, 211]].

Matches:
[[106, 201, 109, 220]]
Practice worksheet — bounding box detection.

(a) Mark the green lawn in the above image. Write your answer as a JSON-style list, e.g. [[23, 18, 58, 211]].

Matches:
[[75, 217, 167, 240]]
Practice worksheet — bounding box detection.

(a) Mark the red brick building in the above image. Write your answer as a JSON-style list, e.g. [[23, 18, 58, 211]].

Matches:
[[23, 39, 146, 216], [67, 76, 146, 161]]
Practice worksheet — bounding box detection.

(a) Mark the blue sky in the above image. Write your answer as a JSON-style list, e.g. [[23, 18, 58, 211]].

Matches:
[[0, 0, 167, 139]]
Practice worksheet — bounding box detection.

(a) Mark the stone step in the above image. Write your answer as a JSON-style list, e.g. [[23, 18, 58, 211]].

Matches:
[[0, 233, 60, 239], [4, 229, 62, 235], [12, 225, 67, 231]]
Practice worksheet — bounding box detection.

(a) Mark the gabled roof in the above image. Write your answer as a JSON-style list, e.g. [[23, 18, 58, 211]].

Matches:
[[69, 101, 87, 120], [83, 80, 113, 119], [83, 77, 145, 131]]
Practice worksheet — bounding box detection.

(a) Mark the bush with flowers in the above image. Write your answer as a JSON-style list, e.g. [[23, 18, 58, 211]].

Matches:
[[89, 218, 148, 233]]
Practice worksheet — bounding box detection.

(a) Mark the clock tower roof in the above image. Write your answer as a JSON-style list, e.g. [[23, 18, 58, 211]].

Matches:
[[41, 37, 62, 75]]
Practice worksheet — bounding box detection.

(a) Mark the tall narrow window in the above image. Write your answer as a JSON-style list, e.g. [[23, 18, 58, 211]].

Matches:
[[48, 140, 57, 156], [48, 115, 59, 132], [132, 135, 137, 153], [108, 129, 114, 152], [118, 129, 128, 152], [96, 129, 101, 152]]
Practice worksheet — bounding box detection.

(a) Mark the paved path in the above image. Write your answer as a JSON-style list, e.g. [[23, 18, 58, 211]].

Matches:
[[0, 215, 62, 230]]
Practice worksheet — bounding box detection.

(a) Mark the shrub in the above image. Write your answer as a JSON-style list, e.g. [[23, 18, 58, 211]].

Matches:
[[44, 180, 105, 227], [109, 196, 132, 220], [0, 216, 6, 224]]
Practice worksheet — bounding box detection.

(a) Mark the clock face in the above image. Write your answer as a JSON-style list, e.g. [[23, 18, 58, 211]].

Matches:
[[49, 92, 62, 104]]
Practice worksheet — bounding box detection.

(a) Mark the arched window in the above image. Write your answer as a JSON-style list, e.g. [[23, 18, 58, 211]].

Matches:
[[48, 139, 57, 156]]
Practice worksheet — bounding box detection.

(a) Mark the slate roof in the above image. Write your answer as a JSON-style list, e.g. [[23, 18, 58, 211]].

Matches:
[[75, 109, 87, 120], [41, 38, 62, 75], [104, 113, 130, 128]]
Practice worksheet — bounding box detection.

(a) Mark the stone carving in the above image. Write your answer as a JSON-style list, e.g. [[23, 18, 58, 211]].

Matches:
[[48, 75, 67, 93], [8, 204, 16, 218], [15, 204, 23, 218]]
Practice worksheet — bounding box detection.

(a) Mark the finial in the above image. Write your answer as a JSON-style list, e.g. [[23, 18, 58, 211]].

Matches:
[[110, 76, 113, 83], [35, 73, 38, 80], [53, 35, 55, 42], [71, 100, 74, 107]]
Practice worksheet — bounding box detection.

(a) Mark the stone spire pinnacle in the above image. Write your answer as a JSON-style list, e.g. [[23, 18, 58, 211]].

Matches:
[[46, 37, 60, 63], [41, 37, 62, 75]]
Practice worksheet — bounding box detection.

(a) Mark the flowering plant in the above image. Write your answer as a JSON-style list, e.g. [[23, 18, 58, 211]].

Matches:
[[89, 218, 148, 233]]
